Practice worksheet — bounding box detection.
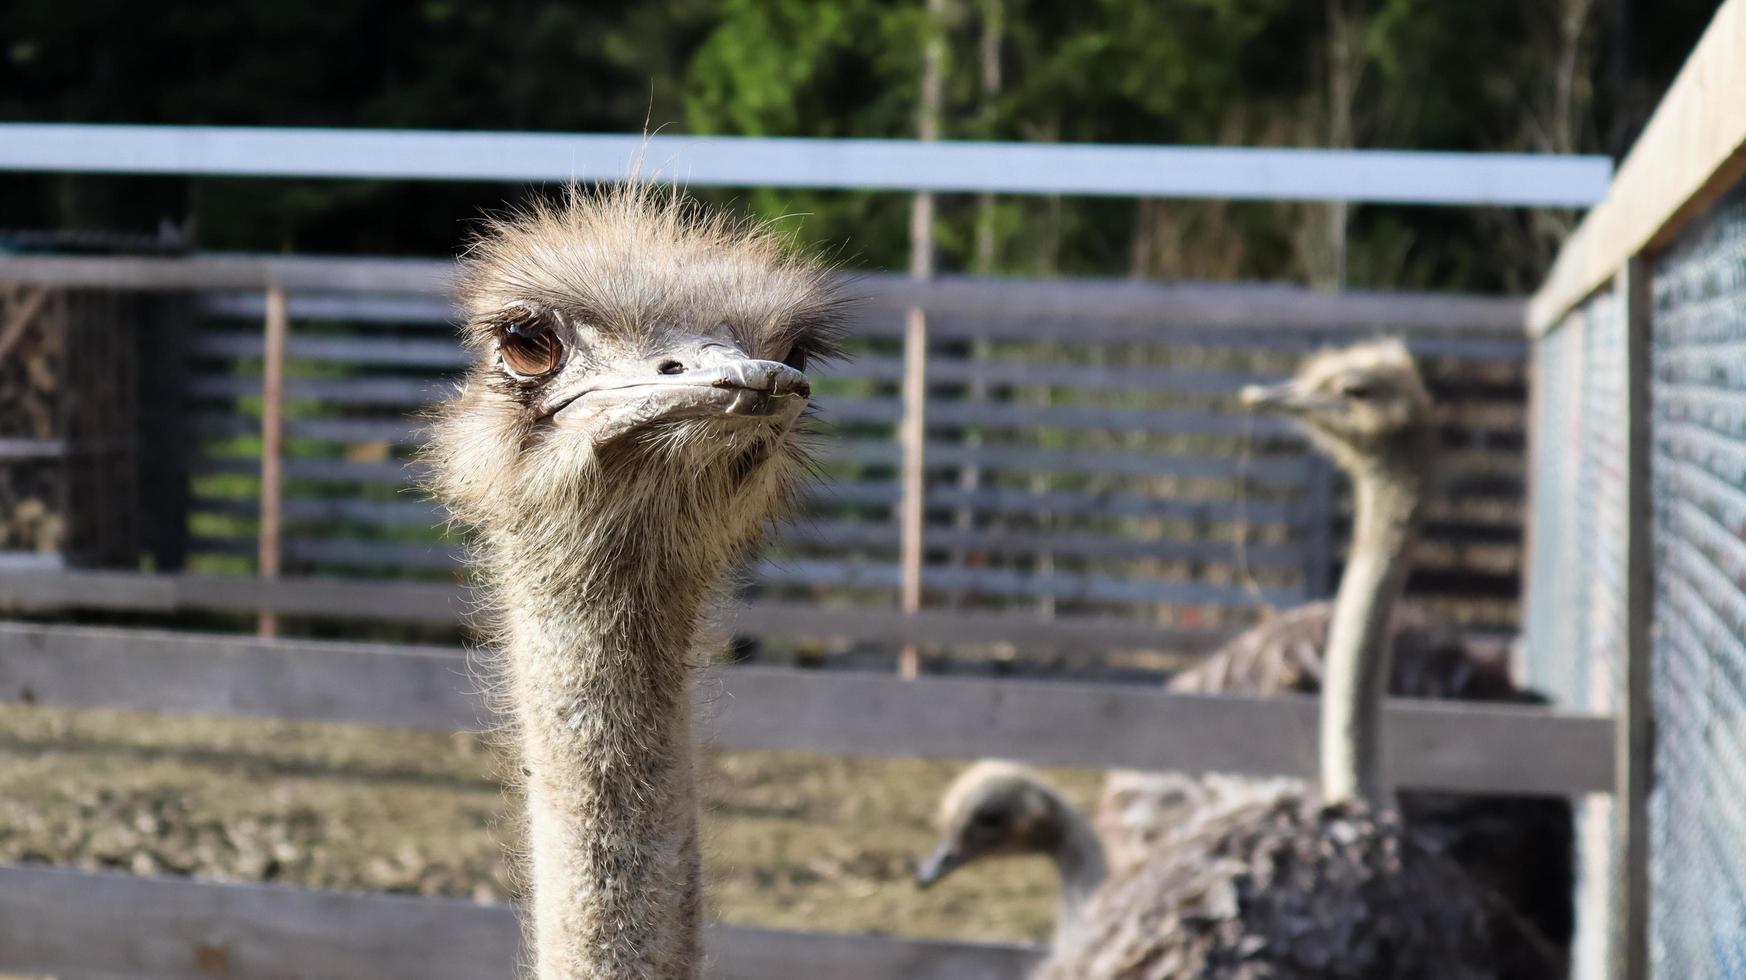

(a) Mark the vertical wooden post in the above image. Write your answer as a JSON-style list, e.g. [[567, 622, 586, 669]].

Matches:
[[898, 0, 947, 680], [257, 286, 288, 639], [1614, 256, 1654, 980]]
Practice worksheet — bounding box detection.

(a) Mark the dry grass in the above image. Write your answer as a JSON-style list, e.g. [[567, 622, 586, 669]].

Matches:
[[0, 702, 1103, 945]]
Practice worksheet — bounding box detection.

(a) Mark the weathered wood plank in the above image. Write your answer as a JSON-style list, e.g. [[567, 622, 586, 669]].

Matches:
[[0, 569, 1225, 652], [1614, 257, 1654, 978], [0, 622, 1611, 793], [189, 479, 1317, 528], [749, 558, 1304, 608], [257, 286, 288, 638], [1, 253, 1523, 332], [193, 523, 1308, 571], [0, 864, 1040, 980]]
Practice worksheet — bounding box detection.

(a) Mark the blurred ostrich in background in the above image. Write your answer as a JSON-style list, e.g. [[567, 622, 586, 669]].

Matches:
[[1100, 341, 1574, 949]]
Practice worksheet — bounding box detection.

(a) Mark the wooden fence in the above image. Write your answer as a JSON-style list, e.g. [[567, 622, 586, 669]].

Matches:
[[0, 247, 1559, 977], [0, 572, 1614, 978], [0, 863, 1043, 980], [2, 253, 1530, 675]]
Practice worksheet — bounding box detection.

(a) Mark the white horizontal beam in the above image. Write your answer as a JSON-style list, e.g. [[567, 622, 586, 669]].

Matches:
[[0, 123, 1611, 207]]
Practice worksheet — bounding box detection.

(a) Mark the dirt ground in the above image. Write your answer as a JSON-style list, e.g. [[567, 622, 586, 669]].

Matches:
[[0, 702, 1102, 945]]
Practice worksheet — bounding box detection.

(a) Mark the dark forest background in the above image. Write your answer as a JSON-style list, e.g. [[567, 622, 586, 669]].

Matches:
[[0, 0, 1725, 292]]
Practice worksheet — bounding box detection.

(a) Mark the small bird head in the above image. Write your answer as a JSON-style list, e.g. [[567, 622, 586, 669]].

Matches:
[[1239, 338, 1434, 468], [916, 762, 1066, 888]]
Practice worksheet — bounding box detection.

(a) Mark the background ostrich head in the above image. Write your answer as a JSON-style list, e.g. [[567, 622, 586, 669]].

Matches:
[[916, 761, 1074, 887], [1240, 338, 1435, 472], [428, 186, 842, 587]]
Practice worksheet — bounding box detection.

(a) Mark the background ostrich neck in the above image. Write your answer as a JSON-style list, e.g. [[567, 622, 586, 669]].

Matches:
[[497, 547, 712, 980], [1319, 449, 1426, 806], [1047, 807, 1108, 950]]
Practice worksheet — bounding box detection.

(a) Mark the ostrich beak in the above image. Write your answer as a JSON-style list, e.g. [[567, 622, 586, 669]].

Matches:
[[1239, 380, 1334, 414], [915, 842, 963, 888], [547, 344, 810, 443]]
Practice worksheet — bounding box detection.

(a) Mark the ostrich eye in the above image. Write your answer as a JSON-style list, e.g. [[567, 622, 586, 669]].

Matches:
[[971, 809, 1005, 830], [1338, 380, 1377, 401], [781, 344, 808, 373], [498, 315, 563, 379]]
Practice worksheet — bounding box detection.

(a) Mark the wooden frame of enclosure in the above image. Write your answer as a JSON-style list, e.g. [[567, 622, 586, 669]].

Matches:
[[0, 240, 1570, 979], [0, 251, 1532, 649], [1526, 2, 1746, 976], [0, 124, 1614, 976], [0, 585, 1610, 977]]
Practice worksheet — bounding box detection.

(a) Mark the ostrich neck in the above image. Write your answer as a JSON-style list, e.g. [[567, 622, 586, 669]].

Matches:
[[1046, 807, 1109, 951], [1319, 451, 1426, 806], [497, 559, 710, 980]]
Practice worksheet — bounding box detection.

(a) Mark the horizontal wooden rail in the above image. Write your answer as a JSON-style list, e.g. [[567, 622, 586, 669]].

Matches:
[[0, 621, 1611, 794], [189, 521, 1311, 570], [186, 285, 1521, 347], [1529, 0, 1746, 331], [0, 864, 1039, 980], [2, 251, 1524, 330], [184, 478, 1326, 528], [0, 569, 1231, 652], [0, 123, 1611, 205]]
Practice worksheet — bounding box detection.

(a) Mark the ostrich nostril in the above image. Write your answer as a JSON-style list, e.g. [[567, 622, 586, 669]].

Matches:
[[657, 359, 685, 376]]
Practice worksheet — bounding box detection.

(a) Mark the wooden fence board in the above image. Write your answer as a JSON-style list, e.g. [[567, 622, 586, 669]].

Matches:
[[191, 523, 1309, 572], [0, 569, 1228, 651], [2, 253, 1524, 329], [0, 864, 1040, 980], [0, 621, 1612, 793]]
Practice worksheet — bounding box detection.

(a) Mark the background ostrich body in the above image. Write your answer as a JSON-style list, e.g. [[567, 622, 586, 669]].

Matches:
[[1100, 601, 1575, 947], [1040, 342, 1562, 978]]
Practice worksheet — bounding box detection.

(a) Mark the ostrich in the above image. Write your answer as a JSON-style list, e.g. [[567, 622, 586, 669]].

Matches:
[[1036, 340, 1563, 978], [1098, 343, 1573, 948], [427, 185, 839, 979], [915, 762, 1110, 953]]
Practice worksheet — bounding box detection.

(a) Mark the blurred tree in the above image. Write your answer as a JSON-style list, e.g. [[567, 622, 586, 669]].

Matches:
[[0, 0, 1727, 290]]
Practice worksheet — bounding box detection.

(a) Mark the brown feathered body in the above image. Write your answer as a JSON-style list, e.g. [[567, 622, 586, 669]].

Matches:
[[1042, 797, 1561, 980], [1100, 606, 1576, 949]]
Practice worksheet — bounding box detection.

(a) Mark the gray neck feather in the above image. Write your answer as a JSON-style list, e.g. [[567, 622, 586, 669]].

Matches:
[[1319, 447, 1427, 806], [498, 559, 708, 980], [1046, 801, 1109, 952]]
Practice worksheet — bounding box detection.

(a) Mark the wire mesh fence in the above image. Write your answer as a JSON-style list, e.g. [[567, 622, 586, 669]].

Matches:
[[1529, 177, 1746, 979], [1646, 181, 1746, 980], [1524, 274, 1627, 979]]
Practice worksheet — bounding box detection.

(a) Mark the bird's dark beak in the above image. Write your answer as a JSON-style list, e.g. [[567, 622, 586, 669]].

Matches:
[[547, 341, 810, 443], [1239, 380, 1331, 414], [915, 842, 962, 888]]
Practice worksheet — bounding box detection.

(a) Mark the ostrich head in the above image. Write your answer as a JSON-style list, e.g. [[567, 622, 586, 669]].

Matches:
[[1240, 338, 1434, 474], [916, 762, 1074, 887], [428, 186, 842, 588]]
